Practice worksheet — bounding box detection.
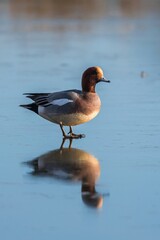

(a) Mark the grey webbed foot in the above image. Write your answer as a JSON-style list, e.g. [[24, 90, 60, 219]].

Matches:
[[59, 123, 85, 139], [68, 126, 85, 139]]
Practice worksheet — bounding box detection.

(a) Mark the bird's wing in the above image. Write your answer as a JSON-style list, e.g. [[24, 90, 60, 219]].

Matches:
[[24, 90, 81, 108]]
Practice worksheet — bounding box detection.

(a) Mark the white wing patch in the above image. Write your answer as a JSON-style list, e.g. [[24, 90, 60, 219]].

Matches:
[[51, 98, 73, 106]]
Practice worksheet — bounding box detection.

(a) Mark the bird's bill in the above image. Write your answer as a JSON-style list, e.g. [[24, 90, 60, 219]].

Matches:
[[99, 77, 110, 83]]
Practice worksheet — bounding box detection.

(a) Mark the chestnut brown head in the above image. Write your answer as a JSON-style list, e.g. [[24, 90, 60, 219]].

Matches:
[[81, 66, 110, 93]]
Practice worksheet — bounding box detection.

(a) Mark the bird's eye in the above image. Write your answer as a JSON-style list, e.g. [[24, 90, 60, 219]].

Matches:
[[92, 71, 97, 75]]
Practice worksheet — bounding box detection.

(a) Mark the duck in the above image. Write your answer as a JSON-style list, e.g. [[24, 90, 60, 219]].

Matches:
[[25, 145, 103, 208], [20, 66, 110, 139]]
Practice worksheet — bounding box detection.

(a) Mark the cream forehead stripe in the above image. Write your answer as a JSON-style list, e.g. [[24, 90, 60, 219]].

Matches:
[[95, 66, 103, 75], [51, 99, 73, 106]]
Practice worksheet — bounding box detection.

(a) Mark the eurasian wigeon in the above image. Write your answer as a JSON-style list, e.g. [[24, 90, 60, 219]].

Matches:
[[20, 66, 110, 139], [25, 145, 103, 208]]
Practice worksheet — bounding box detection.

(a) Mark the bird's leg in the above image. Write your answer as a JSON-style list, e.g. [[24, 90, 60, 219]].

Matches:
[[68, 126, 85, 139], [68, 126, 73, 135], [59, 137, 73, 149], [60, 123, 85, 139], [68, 138, 73, 148], [59, 122, 67, 138], [60, 138, 66, 149]]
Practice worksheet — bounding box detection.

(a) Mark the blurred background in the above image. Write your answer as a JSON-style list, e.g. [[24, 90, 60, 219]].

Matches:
[[0, 0, 160, 240]]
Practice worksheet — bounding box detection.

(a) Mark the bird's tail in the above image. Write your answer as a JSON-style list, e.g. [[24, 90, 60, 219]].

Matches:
[[20, 103, 38, 114]]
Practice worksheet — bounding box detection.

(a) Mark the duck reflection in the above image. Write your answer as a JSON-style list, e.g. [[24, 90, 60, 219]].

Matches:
[[25, 140, 103, 208]]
